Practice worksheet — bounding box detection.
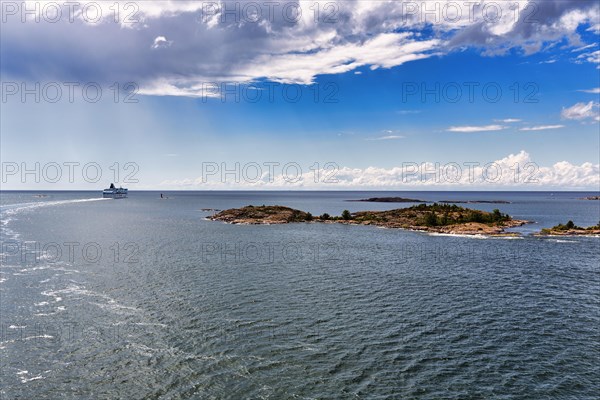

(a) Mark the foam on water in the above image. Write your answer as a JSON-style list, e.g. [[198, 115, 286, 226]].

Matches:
[[425, 232, 491, 239], [1, 197, 109, 214], [0, 197, 109, 242], [545, 239, 580, 243], [0, 197, 105, 293], [18, 371, 45, 384]]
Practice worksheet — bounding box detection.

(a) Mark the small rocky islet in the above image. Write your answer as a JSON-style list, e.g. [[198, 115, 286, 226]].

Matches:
[[538, 220, 600, 236], [349, 197, 511, 204], [209, 204, 529, 236], [438, 200, 512, 204], [347, 197, 427, 203]]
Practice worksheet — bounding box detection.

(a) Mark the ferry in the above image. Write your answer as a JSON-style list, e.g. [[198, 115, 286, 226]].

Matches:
[[103, 183, 128, 199]]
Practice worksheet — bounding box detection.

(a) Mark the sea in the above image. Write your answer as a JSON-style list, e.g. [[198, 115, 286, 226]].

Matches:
[[1, 191, 599, 399]]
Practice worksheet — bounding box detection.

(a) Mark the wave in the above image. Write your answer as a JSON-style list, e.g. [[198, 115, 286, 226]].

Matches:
[[0, 197, 108, 241], [426, 233, 488, 239], [1, 197, 108, 215], [41, 283, 138, 315], [424, 232, 524, 240], [16, 370, 46, 384], [542, 235, 600, 239]]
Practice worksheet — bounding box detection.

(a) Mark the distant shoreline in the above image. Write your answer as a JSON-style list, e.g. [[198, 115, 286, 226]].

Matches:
[[347, 197, 512, 204], [347, 197, 427, 203]]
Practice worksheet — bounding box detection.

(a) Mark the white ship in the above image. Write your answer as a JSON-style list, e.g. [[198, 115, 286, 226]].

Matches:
[[103, 183, 128, 199]]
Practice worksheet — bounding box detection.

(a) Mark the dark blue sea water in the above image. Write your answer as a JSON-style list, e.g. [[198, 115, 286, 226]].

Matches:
[[1, 191, 599, 399]]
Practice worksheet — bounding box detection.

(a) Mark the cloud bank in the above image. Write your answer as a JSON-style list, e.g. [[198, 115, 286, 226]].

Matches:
[[2, 1, 599, 96], [160, 151, 600, 189]]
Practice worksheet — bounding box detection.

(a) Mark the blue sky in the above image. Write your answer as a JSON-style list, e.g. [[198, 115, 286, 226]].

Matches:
[[1, 1, 599, 190]]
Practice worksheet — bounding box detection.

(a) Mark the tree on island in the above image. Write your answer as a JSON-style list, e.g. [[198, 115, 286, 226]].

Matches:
[[342, 210, 352, 220], [424, 212, 438, 226], [492, 209, 502, 221], [566, 220, 575, 229], [440, 212, 449, 226], [320, 213, 330, 220]]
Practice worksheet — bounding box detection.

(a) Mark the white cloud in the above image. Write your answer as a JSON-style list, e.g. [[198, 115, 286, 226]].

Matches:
[[579, 88, 600, 94], [519, 125, 565, 131], [588, 24, 600, 34], [496, 118, 521, 123], [152, 36, 172, 49], [161, 151, 599, 189], [137, 79, 220, 97], [397, 110, 421, 115], [234, 33, 440, 84], [572, 44, 597, 52], [367, 135, 405, 141], [575, 50, 600, 67], [561, 101, 600, 121], [447, 125, 506, 133]]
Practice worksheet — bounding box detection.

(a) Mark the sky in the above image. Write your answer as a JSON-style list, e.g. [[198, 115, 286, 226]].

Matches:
[[1, 0, 599, 190]]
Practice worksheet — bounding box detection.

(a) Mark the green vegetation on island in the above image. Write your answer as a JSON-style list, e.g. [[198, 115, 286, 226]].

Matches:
[[210, 204, 528, 235], [210, 205, 312, 224], [349, 204, 511, 227], [539, 220, 600, 236]]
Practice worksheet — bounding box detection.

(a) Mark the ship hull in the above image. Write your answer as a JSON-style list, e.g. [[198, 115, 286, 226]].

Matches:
[[103, 188, 128, 198], [103, 192, 127, 199]]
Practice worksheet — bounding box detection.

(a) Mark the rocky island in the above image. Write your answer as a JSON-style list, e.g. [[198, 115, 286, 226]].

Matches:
[[347, 197, 511, 204], [209, 204, 529, 236], [580, 196, 600, 200], [438, 200, 511, 204], [348, 197, 426, 203], [539, 220, 600, 236], [208, 205, 312, 224]]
